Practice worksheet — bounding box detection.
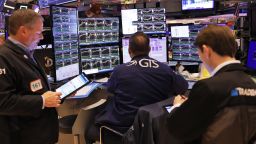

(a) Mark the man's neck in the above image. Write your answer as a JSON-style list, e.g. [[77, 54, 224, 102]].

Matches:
[[212, 56, 236, 69], [9, 35, 28, 47]]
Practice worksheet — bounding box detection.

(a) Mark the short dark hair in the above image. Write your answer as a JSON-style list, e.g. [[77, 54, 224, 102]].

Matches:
[[194, 25, 237, 57], [129, 32, 150, 55], [9, 9, 43, 35]]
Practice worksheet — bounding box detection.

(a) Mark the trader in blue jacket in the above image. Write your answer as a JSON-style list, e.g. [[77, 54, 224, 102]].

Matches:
[[0, 9, 61, 144], [86, 32, 188, 141]]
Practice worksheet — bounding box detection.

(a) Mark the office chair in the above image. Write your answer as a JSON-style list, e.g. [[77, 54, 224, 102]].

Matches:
[[99, 98, 173, 144], [59, 99, 107, 144], [202, 105, 256, 144]]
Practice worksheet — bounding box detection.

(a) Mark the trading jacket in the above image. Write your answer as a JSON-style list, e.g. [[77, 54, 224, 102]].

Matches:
[[0, 40, 58, 144], [167, 63, 256, 144]]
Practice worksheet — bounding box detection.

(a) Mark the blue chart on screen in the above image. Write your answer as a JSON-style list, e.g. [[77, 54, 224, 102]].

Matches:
[[39, 0, 76, 8]]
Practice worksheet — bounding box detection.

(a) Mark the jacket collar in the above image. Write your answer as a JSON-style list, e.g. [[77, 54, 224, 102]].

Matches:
[[131, 54, 150, 61], [4, 39, 30, 57], [214, 63, 246, 76]]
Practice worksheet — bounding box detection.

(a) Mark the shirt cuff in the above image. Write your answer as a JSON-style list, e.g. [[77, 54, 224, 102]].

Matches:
[[168, 103, 181, 113], [41, 95, 45, 109]]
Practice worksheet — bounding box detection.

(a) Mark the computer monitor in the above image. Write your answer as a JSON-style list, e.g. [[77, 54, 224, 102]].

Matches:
[[79, 17, 120, 75], [78, 18, 119, 46], [50, 5, 80, 82], [121, 8, 166, 35], [80, 45, 120, 75], [246, 41, 256, 70], [38, 0, 76, 9], [169, 24, 206, 62], [122, 36, 167, 63], [182, 0, 214, 11]]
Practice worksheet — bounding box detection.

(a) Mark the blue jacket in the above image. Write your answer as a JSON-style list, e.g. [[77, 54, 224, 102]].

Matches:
[[96, 55, 188, 129]]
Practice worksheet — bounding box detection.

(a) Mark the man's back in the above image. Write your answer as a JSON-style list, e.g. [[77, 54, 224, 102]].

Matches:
[[96, 55, 188, 128]]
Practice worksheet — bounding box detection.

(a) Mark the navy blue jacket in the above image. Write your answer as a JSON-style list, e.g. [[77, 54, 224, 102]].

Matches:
[[96, 55, 188, 128], [0, 40, 58, 144]]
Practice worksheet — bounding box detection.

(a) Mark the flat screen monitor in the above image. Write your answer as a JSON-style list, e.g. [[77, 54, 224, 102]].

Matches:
[[38, 0, 76, 9], [121, 8, 166, 35], [80, 45, 120, 75], [246, 41, 256, 70], [182, 0, 214, 11], [78, 18, 119, 46], [50, 5, 80, 82], [122, 37, 167, 63], [169, 24, 206, 62]]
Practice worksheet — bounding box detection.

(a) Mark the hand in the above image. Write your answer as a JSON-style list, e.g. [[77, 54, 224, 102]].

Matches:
[[173, 95, 188, 105], [42, 91, 62, 108]]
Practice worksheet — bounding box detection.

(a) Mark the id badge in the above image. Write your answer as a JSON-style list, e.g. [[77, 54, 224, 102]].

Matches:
[[30, 79, 43, 92]]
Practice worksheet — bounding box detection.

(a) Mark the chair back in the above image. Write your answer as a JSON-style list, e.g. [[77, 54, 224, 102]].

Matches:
[[202, 105, 256, 144]]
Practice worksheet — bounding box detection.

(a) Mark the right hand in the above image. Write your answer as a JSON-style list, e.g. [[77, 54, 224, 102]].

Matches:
[[173, 95, 188, 105], [42, 91, 62, 108]]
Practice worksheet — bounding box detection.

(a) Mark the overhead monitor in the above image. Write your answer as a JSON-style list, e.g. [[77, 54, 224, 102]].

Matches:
[[121, 8, 166, 35], [246, 40, 256, 70], [122, 36, 167, 63], [50, 5, 80, 82], [182, 0, 214, 11], [38, 0, 76, 9]]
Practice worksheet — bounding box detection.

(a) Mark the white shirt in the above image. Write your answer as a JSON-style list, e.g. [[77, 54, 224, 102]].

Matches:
[[211, 60, 241, 76]]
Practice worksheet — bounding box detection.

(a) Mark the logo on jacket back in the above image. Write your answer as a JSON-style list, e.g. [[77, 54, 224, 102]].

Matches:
[[231, 87, 256, 97], [127, 59, 159, 68]]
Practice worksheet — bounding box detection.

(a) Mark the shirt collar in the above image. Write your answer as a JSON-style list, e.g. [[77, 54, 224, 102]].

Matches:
[[211, 60, 241, 76], [8, 37, 31, 55]]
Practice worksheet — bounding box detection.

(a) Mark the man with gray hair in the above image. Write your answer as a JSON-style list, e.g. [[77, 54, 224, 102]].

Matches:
[[0, 9, 61, 144]]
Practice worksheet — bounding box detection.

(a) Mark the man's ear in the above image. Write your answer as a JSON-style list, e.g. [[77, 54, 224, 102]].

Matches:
[[18, 26, 28, 37], [202, 45, 212, 59]]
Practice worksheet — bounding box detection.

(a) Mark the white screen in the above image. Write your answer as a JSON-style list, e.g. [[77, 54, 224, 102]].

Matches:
[[56, 63, 80, 82], [122, 37, 167, 63], [121, 9, 138, 35], [182, 0, 214, 10], [56, 74, 89, 99], [171, 26, 189, 38]]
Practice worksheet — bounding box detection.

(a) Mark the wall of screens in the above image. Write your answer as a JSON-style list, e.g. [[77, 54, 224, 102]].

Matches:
[[51, 5, 80, 82], [169, 24, 206, 62], [79, 18, 120, 75], [121, 8, 166, 35]]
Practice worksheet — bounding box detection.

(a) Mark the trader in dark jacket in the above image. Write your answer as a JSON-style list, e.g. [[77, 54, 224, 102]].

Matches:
[[167, 25, 256, 144], [0, 9, 61, 144], [86, 32, 188, 141]]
